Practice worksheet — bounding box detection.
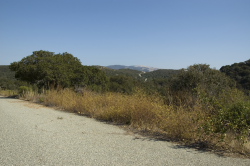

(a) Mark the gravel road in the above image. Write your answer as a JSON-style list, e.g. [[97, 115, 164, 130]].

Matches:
[[0, 96, 249, 165]]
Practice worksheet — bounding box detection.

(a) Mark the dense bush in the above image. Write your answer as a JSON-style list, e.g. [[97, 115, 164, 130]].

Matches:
[[164, 64, 236, 106], [9, 50, 108, 90], [108, 75, 139, 94], [141, 69, 179, 80], [220, 59, 250, 93], [0, 77, 35, 91], [0, 65, 15, 79], [18, 86, 32, 95], [83, 66, 109, 92], [159, 64, 250, 143], [170, 64, 235, 95], [197, 88, 250, 143], [0, 78, 16, 90], [218, 101, 250, 140]]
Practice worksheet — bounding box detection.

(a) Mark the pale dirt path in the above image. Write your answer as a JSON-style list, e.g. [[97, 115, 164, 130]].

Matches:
[[0, 96, 250, 165]]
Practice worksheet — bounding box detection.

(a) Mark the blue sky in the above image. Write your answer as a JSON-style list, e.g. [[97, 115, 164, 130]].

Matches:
[[0, 0, 249, 69]]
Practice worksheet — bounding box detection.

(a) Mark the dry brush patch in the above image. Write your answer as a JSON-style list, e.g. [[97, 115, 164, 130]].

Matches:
[[43, 89, 250, 157], [1, 88, 249, 157], [43, 89, 202, 142], [0, 90, 17, 97]]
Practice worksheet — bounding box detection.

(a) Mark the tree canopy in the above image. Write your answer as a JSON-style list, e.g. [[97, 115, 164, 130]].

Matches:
[[220, 59, 250, 92], [0, 65, 15, 80], [170, 64, 235, 96], [141, 69, 179, 80], [9, 50, 108, 90], [108, 75, 139, 94]]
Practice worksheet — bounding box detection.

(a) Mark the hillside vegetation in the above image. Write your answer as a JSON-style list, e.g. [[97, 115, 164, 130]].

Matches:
[[95, 65, 179, 82], [141, 69, 179, 80], [0, 65, 30, 90], [0, 65, 15, 79], [95, 66, 142, 78], [220, 59, 250, 93], [105, 65, 159, 72], [1, 51, 250, 157]]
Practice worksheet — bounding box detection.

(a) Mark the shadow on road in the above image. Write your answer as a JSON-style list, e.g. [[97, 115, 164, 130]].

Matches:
[[0, 95, 18, 99]]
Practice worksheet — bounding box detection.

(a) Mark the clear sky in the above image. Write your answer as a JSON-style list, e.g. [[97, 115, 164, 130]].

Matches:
[[0, 0, 249, 69]]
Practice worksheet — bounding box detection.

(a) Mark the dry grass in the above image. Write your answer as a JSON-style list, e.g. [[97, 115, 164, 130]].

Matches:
[[225, 134, 250, 155], [1, 88, 249, 157], [43, 89, 202, 141], [0, 90, 17, 97]]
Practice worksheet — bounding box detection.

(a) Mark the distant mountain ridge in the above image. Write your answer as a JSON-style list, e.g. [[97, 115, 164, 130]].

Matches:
[[106, 65, 159, 72]]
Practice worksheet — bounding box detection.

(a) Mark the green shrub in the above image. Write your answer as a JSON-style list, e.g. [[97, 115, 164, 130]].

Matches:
[[109, 75, 137, 94], [170, 64, 235, 95], [197, 88, 250, 144], [38, 97, 44, 103], [166, 64, 236, 107], [202, 101, 250, 144], [220, 59, 250, 93], [18, 86, 32, 95]]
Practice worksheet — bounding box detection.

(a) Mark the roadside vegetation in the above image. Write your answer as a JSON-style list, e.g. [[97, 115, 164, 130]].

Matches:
[[0, 51, 249, 157]]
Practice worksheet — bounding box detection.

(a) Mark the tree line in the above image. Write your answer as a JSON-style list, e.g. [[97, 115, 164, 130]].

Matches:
[[2, 50, 250, 98], [8, 50, 108, 92], [220, 59, 250, 93]]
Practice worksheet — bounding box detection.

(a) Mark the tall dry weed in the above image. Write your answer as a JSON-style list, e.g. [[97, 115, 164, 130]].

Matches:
[[19, 91, 38, 102], [44, 89, 78, 112], [0, 90, 17, 97], [2, 87, 248, 155], [43, 88, 202, 142]]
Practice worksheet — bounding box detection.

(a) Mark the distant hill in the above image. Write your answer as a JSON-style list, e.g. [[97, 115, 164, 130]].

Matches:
[[94, 66, 142, 79], [1, 64, 179, 84], [141, 69, 179, 80], [220, 59, 250, 91], [0, 65, 15, 79], [106, 65, 159, 72], [95, 65, 179, 80]]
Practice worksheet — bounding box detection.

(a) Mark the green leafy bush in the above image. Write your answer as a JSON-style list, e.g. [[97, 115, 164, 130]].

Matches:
[[220, 59, 250, 93], [109, 75, 138, 94], [197, 88, 250, 143], [18, 86, 32, 95], [9, 50, 108, 90], [165, 64, 235, 107], [203, 101, 250, 143], [170, 64, 235, 95]]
